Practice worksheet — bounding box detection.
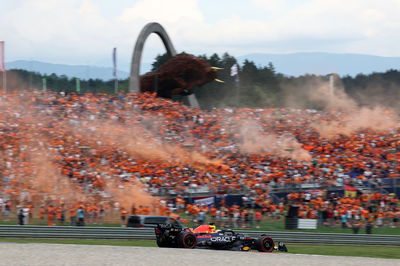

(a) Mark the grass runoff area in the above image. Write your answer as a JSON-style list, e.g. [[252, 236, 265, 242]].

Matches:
[[0, 238, 399, 259]]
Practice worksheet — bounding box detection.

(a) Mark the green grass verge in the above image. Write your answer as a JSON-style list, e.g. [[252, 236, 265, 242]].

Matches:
[[0, 238, 399, 259], [288, 244, 400, 259], [0, 238, 155, 247]]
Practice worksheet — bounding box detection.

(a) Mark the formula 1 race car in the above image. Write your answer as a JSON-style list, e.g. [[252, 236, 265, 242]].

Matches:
[[154, 223, 288, 252]]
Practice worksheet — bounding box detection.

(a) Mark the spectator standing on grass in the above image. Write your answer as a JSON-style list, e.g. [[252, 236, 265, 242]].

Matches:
[[39, 206, 45, 220], [120, 207, 128, 227], [210, 206, 217, 224], [28, 204, 33, 220], [22, 206, 30, 225], [333, 208, 339, 227], [239, 209, 246, 228], [0, 198, 3, 220], [18, 209, 24, 225], [341, 213, 348, 228], [232, 209, 240, 228], [366, 220, 373, 234], [69, 206, 76, 226], [46, 205, 55, 226], [247, 209, 255, 228], [56, 206, 65, 225], [346, 209, 352, 225], [376, 211, 384, 227], [395, 209, 400, 227], [87, 205, 97, 224], [352, 219, 362, 234], [77, 206, 85, 226], [215, 208, 221, 227], [4, 201, 11, 221], [113, 202, 120, 217], [99, 205, 105, 224], [255, 210, 262, 229], [219, 206, 228, 228], [321, 207, 328, 226]]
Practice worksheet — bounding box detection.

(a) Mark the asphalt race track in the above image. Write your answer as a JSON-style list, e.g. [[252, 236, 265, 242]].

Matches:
[[0, 243, 398, 266]]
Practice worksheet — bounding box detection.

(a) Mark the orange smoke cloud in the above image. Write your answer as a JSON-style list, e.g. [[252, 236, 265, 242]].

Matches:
[[313, 107, 399, 138], [236, 120, 311, 161], [298, 78, 400, 138], [72, 119, 222, 169], [104, 179, 161, 212], [0, 93, 161, 210]]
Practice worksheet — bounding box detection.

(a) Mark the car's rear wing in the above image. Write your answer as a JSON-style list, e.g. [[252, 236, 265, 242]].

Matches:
[[155, 223, 185, 235]]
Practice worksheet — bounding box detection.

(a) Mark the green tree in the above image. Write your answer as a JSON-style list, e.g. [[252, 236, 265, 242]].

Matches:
[[151, 53, 170, 71]]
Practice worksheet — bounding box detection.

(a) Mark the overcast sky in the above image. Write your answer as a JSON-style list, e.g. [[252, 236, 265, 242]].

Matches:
[[1, 0, 400, 70]]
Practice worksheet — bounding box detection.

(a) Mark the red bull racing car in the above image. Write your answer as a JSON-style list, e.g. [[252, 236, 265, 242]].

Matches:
[[154, 223, 288, 252]]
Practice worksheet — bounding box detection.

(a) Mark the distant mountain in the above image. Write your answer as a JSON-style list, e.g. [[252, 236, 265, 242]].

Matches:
[[5, 60, 130, 81], [6, 53, 400, 79], [237, 52, 400, 77]]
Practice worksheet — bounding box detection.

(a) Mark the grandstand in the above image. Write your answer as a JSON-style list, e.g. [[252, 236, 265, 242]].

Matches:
[[0, 89, 398, 230]]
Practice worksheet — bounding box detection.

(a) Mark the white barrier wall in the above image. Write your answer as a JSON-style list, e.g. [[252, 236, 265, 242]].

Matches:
[[298, 219, 317, 229]]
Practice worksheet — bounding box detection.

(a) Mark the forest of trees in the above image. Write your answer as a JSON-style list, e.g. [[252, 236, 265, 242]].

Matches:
[[5, 52, 400, 110]]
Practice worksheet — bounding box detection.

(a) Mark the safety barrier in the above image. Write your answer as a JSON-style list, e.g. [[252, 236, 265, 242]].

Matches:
[[0, 225, 399, 246]]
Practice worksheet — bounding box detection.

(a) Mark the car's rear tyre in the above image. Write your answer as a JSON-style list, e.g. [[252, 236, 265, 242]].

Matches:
[[255, 236, 274, 252], [177, 232, 197, 249], [156, 234, 172, 248]]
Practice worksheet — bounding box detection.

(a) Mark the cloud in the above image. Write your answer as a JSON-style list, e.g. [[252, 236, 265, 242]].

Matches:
[[1, 0, 400, 67], [136, 0, 400, 57], [1, 0, 116, 62], [117, 0, 204, 23]]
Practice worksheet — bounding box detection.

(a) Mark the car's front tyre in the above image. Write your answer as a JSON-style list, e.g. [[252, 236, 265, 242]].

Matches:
[[255, 236, 274, 252]]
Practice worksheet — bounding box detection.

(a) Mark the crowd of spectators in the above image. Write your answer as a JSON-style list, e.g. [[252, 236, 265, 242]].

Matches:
[[0, 90, 398, 229], [286, 191, 399, 230]]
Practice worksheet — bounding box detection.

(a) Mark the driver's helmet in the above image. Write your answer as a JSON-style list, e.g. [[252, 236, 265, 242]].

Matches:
[[209, 224, 216, 232]]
